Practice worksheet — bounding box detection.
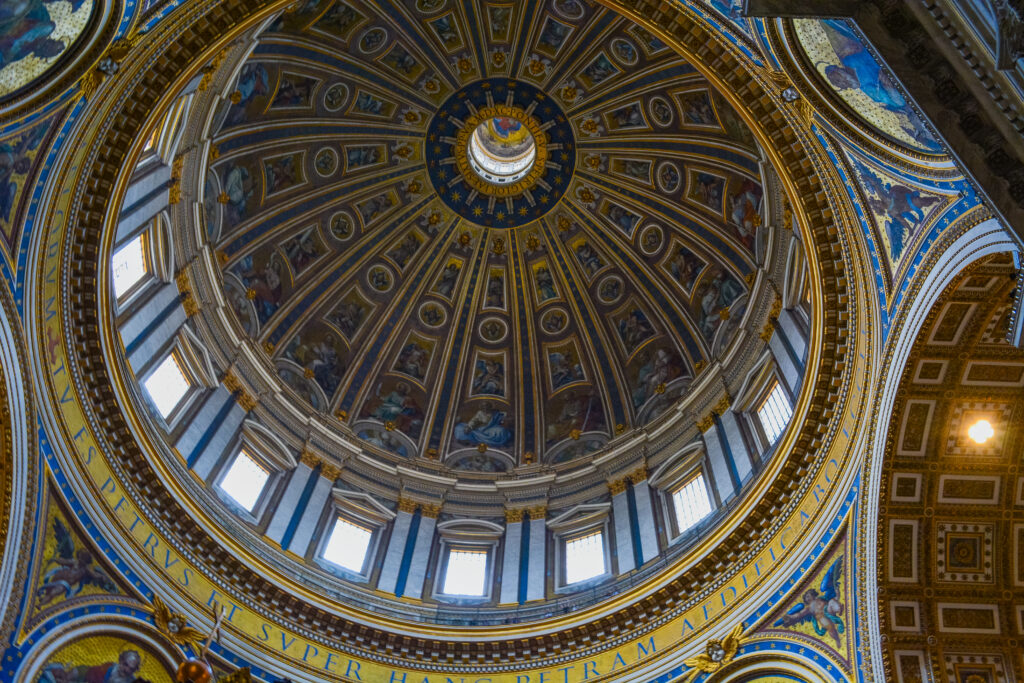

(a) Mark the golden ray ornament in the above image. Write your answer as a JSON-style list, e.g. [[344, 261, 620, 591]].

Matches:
[[681, 623, 745, 679]]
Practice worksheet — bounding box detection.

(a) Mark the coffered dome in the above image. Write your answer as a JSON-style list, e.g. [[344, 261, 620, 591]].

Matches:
[[202, 0, 774, 471]]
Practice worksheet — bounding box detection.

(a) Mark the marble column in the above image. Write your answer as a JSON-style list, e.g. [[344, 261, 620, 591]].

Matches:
[[377, 501, 417, 594], [628, 472, 660, 563], [700, 414, 736, 503], [499, 510, 523, 604], [400, 505, 438, 599], [266, 457, 317, 546], [525, 507, 546, 601], [609, 480, 636, 574], [285, 462, 339, 556]]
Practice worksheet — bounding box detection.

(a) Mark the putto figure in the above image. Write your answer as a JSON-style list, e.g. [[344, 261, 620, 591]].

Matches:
[[773, 556, 845, 646], [35, 518, 116, 606]]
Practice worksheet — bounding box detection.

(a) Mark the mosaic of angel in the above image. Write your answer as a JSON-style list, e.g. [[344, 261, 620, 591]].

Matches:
[[773, 555, 845, 646], [35, 518, 116, 607], [857, 165, 940, 263]]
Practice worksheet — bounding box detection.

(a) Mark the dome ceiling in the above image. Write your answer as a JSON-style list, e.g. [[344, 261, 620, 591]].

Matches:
[[206, 0, 768, 469]]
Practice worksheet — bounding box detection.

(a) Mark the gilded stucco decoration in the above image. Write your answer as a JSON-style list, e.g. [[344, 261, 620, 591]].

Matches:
[[0, 0, 1013, 681]]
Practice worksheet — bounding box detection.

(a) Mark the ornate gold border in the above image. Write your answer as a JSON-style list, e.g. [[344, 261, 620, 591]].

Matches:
[[0, 1, 123, 125], [29, 0, 875, 675], [454, 105, 549, 197]]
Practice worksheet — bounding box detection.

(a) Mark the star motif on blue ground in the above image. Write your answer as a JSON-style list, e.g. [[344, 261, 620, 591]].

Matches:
[[425, 78, 576, 228]]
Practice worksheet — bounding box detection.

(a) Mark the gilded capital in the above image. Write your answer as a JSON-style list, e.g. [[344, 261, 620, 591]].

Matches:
[[299, 450, 319, 468], [505, 508, 524, 523], [526, 505, 546, 519], [321, 462, 342, 481], [696, 414, 714, 432], [420, 503, 442, 518], [627, 467, 648, 484], [397, 498, 419, 514], [607, 479, 627, 495], [713, 396, 731, 416]]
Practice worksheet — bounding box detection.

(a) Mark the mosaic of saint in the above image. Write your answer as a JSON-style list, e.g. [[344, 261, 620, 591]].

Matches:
[[208, 0, 764, 466], [795, 19, 942, 154], [0, 0, 95, 98], [33, 634, 175, 683]]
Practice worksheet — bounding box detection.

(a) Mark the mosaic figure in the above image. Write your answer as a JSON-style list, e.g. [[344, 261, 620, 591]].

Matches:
[[678, 91, 716, 126], [581, 54, 618, 86], [485, 271, 505, 308], [631, 347, 685, 410], [798, 19, 941, 153], [548, 345, 584, 389], [0, 0, 93, 98], [454, 401, 513, 448], [272, 73, 318, 108], [283, 229, 324, 275], [545, 390, 606, 445], [693, 267, 744, 339], [35, 518, 115, 607], [688, 172, 725, 212], [573, 241, 604, 277], [232, 252, 285, 324], [0, 120, 48, 227], [315, 2, 366, 40], [432, 261, 461, 297], [284, 325, 346, 396], [615, 308, 655, 355], [387, 232, 423, 269], [221, 162, 256, 226], [728, 178, 762, 247], [856, 164, 941, 264], [534, 264, 557, 301], [364, 381, 424, 437], [225, 63, 270, 127], [773, 556, 845, 646], [328, 292, 370, 339], [471, 356, 505, 397], [394, 340, 431, 381], [264, 154, 300, 194], [39, 650, 143, 683]]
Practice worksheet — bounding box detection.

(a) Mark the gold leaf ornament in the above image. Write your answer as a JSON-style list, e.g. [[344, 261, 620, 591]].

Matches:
[[152, 595, 204, 645], [682, 623, 744, 678]]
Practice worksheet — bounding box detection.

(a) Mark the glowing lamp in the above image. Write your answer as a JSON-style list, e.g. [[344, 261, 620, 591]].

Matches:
[[967, 419, 994, 444]]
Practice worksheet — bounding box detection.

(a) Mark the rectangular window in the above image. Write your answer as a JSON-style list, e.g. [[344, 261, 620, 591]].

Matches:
[[442, 548, 488, 596], [218, 450, 269, 512], [322, 518, 373, 574], [672, 474, 712, 534], [144, 353, 190, 419], [112, 234, 148, 300], [757, 382, 792, 444], [564, 530, 605, 584]]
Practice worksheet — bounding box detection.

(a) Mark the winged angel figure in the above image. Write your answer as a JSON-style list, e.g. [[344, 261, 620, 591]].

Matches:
[[682, 623, 744, 679], [35, 518, 116, 606], [773, 556, 845, 645]]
